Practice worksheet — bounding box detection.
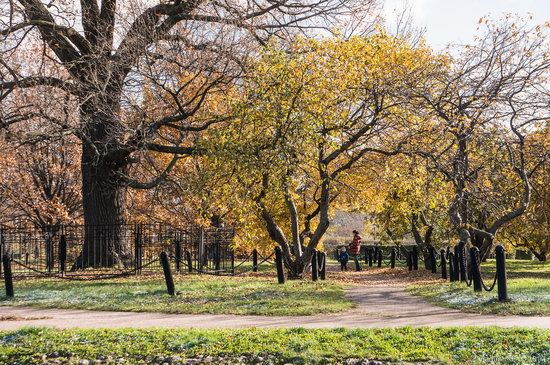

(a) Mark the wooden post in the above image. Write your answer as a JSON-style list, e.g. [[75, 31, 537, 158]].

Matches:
[[311, 250, 318, 281], [368, 248, 373, 267], [453, 245, 460, 281], [412, 246, 418, 270], [159, 251, 175, 296], [252, 249, 258, 272], [458, 241, 467, 282], [3, 255, 14, 298], [390, 248, 396, 269], [470, 247, 482, 292], [319, 252, 326, 280], [496, 245, 508, 301], [429, 246, 437, 274], [407, 251, 413, 271], [377, 249, 382, 267], [275, 246, 285, 284], [440, 249, 447, 280], [448, 252, 455, 282]]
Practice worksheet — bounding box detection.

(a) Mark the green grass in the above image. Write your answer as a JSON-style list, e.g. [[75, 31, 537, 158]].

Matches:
[[408, 260, 550, 316], [0, 327, 548, 364], [0, 275, 353, 316]]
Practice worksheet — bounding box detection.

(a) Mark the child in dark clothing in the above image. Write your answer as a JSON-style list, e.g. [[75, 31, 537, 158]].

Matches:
[[338, 247, 349, 271]]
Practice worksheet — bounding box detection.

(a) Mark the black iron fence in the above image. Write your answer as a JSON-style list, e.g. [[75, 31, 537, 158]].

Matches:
[[0, 223, 235, 278]]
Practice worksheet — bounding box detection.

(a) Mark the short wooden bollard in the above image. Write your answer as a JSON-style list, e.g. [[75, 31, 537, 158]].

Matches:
[[252, 249, 258, 272], [448, 252, 455, 282], [275, 246, 285, 284], [3, 255, 14, 298], [412, 246, 418, 270], [319, 252, 326, 280], [59, 234, 67, 275], [311, 250, 319, 282], [429, 246, 437, 274], [377, 250, 382, 267], [496, 245, 508, 301], [185, 250, 192, 273], [390, 248, 396, 269], [440, 249, 447, 280], [159, 251, 175, 296], [407, 251, 413, 271], [458, 242, 467, 282], [470, 247, 482, 292], [453, 245, 461, 281]]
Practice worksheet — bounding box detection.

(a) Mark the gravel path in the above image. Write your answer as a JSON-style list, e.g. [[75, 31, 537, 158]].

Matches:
[[1, 284, 549, 330]]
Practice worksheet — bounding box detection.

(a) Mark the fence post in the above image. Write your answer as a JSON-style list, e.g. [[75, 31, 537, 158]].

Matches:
[[448, 252, 455, 281], [440, 249, 447, 280], [496, 245, 508, 301], [311, 250, 319, 281], [407, 251, 413, 271], [458, 241, 467, 282], [363, 247, 368, 264], [230, 251, 235, 274], [59, 233, 67, 276], [412, 246, 418, 270], [377, 249, 382, 267], [470, 247, 482, 292], [429, 246, 437, 274], [3, 255, 14, 298], [453, 245, 460, 281], [175, 239, 182, 273], [185, 250, 193, 273], [159, 251, 175, 296], [368, 248, 373, 267], [390, 248, 396, 269], [319, 252, 326, 280], [252, 249, 258, 272], [275, 246, 285, 284]]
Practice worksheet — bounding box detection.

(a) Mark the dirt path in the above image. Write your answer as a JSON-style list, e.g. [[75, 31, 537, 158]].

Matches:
[[1, 283, 549, 330]]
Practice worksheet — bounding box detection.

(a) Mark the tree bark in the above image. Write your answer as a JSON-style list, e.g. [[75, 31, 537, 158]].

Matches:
[[71, 101, 131, 270]]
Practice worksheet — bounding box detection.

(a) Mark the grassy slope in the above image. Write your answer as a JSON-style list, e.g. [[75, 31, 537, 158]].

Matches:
[[0, 327, 548, 365], [0, 275, 353, 316], [408, 260, 550, 316]]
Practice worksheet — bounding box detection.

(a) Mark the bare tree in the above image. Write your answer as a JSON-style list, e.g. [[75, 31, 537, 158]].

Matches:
[[410, 18, 550, 258], [0, 0, 374, 268]]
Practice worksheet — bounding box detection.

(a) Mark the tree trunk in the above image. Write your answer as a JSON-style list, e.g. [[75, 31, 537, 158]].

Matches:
[[72, 101, 132, 270], [533, 251, 547, 262]]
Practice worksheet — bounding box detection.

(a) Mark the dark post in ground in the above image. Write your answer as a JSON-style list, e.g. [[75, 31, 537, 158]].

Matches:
[[159, 251, 175, 296], [458, 241, 467, 282], [390, 248, 396, 269], [319, 252, 326, 280], [368, 248, 373, 267], [2, 255, 13, 298], [175, 239, 182, 272], [448, 252, 455, 282], [407, 251, 413, 271], [470, 247, 482, 292], [377, 249, 382, 267], [429, 246, 437, 274], [311, 249, 319, 282], [185, 250, 192, 273], [440, 249, 447, 280], [496, 245, 508, 301], [252, 249, 258, 272], [412, 246, 418, 270], [59, 234, 67, 276], [275, 246, 285, 284], [453, 245, 461, 281]]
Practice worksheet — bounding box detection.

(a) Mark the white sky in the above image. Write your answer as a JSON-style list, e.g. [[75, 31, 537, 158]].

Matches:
[[383, 0, 550, 49]]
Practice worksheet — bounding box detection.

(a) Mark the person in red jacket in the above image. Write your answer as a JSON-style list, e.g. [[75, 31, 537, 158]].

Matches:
[[350, 230, 362, 271]]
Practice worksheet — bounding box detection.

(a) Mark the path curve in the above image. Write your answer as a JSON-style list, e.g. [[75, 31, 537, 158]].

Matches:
[[1, 285, 549, 330]]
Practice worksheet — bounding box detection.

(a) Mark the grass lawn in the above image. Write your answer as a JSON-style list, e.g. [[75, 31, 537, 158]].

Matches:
[[0, 275, 353, 316], [408, 259, 550, 316], [0, 327, 548, 365]]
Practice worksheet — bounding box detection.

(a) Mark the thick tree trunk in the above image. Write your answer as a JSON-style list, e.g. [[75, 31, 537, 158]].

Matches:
[[533, 251, 547, 262], [72, 101, 132, 270]]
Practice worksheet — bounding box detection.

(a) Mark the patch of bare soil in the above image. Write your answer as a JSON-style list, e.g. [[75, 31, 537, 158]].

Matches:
[[0, 314, 51, 321]]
